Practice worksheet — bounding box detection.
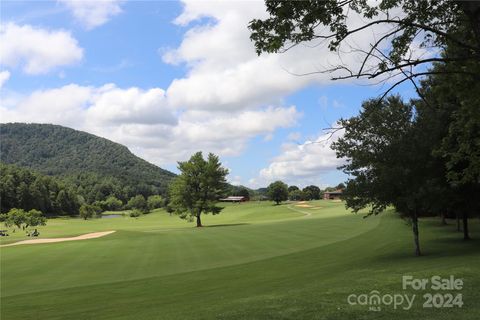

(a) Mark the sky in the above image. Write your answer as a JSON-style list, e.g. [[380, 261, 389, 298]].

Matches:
[[0, 0, 419, 189]]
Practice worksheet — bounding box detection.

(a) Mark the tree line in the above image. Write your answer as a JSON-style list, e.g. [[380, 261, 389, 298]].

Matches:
[[0, 163, 167, 219], [0, 163, 80, 216], [267, 181, 345, 204], [332, 62, 479, 255]]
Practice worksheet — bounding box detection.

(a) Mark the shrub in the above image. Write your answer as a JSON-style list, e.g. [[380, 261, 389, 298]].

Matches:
[[147, 195, 164, 211], [129, 209, 142, 218], [79, 204, 96, 220], [127, 195, 149, 213]]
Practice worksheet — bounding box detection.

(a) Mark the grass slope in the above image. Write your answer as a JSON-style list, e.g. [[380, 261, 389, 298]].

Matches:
[[1, 201, 479, 319]]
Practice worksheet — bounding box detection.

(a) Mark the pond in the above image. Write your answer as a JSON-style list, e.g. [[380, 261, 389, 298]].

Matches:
[[101, 214, 124, 219]]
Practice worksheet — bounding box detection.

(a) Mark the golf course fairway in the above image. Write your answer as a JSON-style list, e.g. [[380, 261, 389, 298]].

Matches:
[[1, 201, 479, 319]]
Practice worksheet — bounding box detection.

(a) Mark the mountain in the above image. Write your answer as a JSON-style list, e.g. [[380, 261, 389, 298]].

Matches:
[[0, 123, 176, 200]]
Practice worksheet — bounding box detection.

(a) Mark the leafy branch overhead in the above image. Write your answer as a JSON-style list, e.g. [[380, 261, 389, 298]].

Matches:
[[249, 0, 480, 92]]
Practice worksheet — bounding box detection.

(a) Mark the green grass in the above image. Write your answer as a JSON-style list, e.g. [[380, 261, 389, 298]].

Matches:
[[1, 200, 479, 319]]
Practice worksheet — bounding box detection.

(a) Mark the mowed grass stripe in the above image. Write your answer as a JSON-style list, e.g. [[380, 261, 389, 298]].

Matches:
[[2, 212, 479, 320], [1, 203, 378, 298]]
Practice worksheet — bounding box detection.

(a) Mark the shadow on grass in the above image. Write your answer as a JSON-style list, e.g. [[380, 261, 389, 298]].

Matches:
[[206, 223, 250, 228], [372, 233, 480, 263]]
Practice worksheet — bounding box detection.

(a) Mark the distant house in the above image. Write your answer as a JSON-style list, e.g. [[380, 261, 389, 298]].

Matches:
[[323, 190, 343, 200], [219, 196, 247, 202]]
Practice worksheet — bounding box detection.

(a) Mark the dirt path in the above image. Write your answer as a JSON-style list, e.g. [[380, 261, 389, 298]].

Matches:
[[0, 231, 116, 247], [287, 205, 312, 217]]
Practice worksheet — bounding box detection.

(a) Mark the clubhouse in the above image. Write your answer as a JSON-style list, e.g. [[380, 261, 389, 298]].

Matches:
[[219, 196, 247, 202], [323, 190, 343, 200]]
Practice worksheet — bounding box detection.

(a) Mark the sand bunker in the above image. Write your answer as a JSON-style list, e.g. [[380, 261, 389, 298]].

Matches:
[[1, 231, 116, 247], [296, 204, 313, 208]]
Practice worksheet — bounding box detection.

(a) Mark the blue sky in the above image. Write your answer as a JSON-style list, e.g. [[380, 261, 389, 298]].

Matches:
[[0, 0, 417, 189]]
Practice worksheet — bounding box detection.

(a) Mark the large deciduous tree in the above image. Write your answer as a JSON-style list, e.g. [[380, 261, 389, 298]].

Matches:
[[0, 208, 47, 231], [79, 204, 97, 220], [169, 152, 228, 227], [268, 181, 289, 205], [303, 185, 321, 200], [332, 96, 429, 256], [413, 54, 480, 240], [24, 209, 47, 230]]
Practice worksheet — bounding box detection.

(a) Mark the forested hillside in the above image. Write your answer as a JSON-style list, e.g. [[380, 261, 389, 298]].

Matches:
[[0, 123, 175, 202], [0, 163, 79, 215]]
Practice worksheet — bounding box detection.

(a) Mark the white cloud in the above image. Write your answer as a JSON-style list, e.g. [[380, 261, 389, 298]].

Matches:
[[162, 1, 394, 111], [1, 84, 91, 126], [86, 86, 177, 126], [124, 105, 300, 164], [162, 1, 318, 111], [228, 175, 243, 186], [257, 129, 345, 187], [0, 83, 175, 127], [1, 83, 299, 165], [60, 0, 123, 30], [0, 71, 10, 89], [0, 23, 83, 74]]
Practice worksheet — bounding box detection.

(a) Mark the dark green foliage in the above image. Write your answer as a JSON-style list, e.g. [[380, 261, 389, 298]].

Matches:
[[0, 208, 46, 231], [289, 189, 305, 201], [23, 209, 46, 229], [333, 78, 480, 252], [104, 196, 123, 211], [0, 163, 80, 216], [230, 186, 251, 200], [335, 183, 346, 190], [169, 152, 229, 227], [302, 185, 321, 200], [127, 195, 149, 214], [267, 181, 289, 205], [413, 49, 480, 239], [2, 208, 26, 229], [332, 96, 418, 216], [0, 123, 176, 201], [332, 96, 429, 255], [129, 209, 142, 218], [79, 204, 97, 220], [93, 196, 124, 212], [147, 195, 164, 210], [287, 185, 299, 192]]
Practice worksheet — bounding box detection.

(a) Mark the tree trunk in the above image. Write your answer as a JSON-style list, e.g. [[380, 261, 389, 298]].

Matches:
[[412, 210, 421, 256], [441, 212, 447, 225], [196, 215, 202, 227], [458, 1, 480, 46], [456, 212, 461, 231], [463, 211, 470, 240]]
